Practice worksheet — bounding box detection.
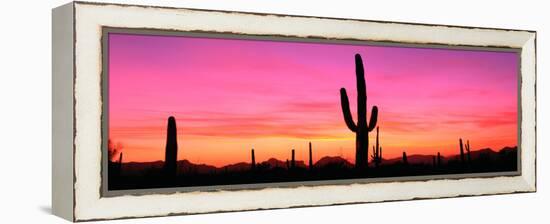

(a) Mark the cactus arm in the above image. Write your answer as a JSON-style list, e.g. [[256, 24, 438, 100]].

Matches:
[[367, 106, 378, 131], [340, 88, 358, 132]]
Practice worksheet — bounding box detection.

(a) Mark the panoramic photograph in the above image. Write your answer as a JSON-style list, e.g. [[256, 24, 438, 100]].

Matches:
[[106, 32, 519, 190]]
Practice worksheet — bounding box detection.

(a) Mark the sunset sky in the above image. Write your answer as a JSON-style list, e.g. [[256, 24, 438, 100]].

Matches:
[[108, 33, 519, 166]]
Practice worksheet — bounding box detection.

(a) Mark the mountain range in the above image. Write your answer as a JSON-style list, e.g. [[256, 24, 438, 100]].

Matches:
[[119, 146, 517, 175]]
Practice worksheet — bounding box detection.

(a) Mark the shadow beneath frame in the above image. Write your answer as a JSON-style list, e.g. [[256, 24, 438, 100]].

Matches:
[[38, 205, 52, 214]]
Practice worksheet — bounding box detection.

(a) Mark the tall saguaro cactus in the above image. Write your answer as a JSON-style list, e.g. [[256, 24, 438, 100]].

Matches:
[[164, 116, 178, 178], [402, 152, 408, 165], [340, 54, 379, 169], [371, 126, 382, 167], [308, 142, 313, 170]]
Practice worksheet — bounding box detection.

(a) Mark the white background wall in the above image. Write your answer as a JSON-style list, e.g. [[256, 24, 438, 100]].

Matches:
[[0, 0, 547, 223]]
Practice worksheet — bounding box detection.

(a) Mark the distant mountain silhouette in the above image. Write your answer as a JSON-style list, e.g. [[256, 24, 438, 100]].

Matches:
[[178, 160, 218, 174], [110, 146, 517, 190], [314, 156, 353, 168], [499, 146, 518, 158], [446, 148, 501, 162], [116, 146, 517, 176], [293, 160, 307, 168], [262, 158, 287, 168], [119, 158, 307, 175], [221, 162, 250, 172], [122, 160, 163, 174], [383, 154, 435, 165], [500, 146, 517, 152]]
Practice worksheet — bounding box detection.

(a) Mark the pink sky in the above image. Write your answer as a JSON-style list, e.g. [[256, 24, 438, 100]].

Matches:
[[108, 33, 519, 166]]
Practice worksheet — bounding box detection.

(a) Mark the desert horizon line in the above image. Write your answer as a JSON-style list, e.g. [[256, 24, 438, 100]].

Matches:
[[109, 143, 517, 167]]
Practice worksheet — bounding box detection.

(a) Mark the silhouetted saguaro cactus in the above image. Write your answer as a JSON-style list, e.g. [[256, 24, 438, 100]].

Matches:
[[340, 54, 379, 169], [371, 146, 383, 167], [164, 116, 178, 178], [437, 152, 441, 167], [251, 148, 256, 170], [402, 152, 408, 165], [466, 140, 471, 164], [308, 142, 313, 170], [118, 152, 123, 175], [459, 138, 465, 166], [291, 149, 296, 169], [371, 126, 382, 167]]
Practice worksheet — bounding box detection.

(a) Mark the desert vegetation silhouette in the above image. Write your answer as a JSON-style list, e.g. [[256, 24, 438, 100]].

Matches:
[[340, 54, 378, 169], [108, 54, 518, 190]]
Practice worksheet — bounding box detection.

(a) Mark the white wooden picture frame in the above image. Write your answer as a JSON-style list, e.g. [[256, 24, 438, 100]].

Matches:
[[52, 1, 536, 221]]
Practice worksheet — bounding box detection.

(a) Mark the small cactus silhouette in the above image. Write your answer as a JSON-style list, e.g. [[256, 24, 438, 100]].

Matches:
[[118, 152, 123, 173], [459, 138, 465, 166], [402, 151, 408, 165], [308, 142, 313, 170], [371, 126, 382, 167], [251, 148, 256, 170], [291, 149, 296, 169], [465, 140, 472, 164], [340, 54, 379, 169], [107, 139, 124, 178]]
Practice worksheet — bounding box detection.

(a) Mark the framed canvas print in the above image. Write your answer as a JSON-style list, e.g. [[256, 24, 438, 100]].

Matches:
[[52, 1, 536, 222]]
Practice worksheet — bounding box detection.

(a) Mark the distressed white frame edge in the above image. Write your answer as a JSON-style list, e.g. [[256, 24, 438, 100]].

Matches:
[[52, 2, 75, 222], [65, 2, 535, 221]]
